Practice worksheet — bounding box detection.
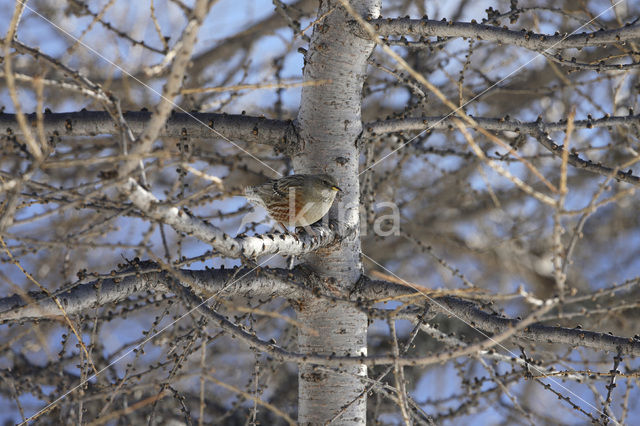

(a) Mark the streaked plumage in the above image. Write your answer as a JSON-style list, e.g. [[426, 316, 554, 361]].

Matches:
[[244, 174, 342, 228]]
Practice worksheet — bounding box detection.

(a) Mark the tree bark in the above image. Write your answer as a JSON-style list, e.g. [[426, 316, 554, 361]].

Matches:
[[294, 1, 380, 424]]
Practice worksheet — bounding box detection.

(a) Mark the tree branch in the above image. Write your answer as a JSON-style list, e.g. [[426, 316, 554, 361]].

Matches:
[[434, 296, 640, 357], [364, 17, 640, 52], [177, 0, 318, 78], [122, 178, 340, 258], [365, 279, 640, 357], [0, 262, 294, 322], [6, 110, 638, 186], [531, 124, 640, 185], [364, 114, 640, 186], [0, 111, 296, 151], [3, 271, 639, 358], [120, 0, 209, 178], [364, 114, 640, 137]]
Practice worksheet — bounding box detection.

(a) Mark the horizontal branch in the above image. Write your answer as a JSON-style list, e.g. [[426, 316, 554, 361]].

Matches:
[[0, 111, 297, 151], [3, 271, 639, 361], [434, 296, 640, 357], [532, 125, 640, 185], [364, 279, 640, 357], [364, 113, 640, 136], [365, 17, 640, 52], [0, 265, 407, 323], [122, 178, 340, 258], [365, 114, 640, 186], [8, 111, 637, 166], [0, 262, 294, 322]]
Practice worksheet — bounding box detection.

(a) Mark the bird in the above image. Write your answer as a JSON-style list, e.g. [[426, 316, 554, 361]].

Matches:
[[244, 173, 342, 230]]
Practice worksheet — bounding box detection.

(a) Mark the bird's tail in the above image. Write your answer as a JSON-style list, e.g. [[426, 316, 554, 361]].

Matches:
[[243, 186, 265, 207]]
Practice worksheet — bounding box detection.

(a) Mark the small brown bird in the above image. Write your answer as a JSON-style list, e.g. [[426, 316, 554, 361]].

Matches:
[[244, 174, 342, 229]]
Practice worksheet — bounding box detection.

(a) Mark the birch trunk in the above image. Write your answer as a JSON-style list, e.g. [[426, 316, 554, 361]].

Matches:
[[294, 1, 381, 424]]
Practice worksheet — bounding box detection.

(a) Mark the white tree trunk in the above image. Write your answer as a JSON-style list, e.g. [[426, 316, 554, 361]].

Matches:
[[295, 1, 381, 424]]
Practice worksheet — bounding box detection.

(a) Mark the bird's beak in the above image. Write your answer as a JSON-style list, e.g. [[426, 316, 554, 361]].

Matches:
[[332, 185, 342, 192]]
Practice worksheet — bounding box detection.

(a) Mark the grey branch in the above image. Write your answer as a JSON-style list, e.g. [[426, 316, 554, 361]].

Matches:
[[123, 178, 339, 258], [364, 18, 640, 52], [5, 111, 637, 153], [531, 125, 640, 185], [0, 263, 292, 322], [365, 114, 640, 136], [365, 114, 640, 186], [2, 270, 639, 358], [119, 0, 208, 179], [434, 296, 640, 357], [0, 111, 297, 151], [7, 109, 639, 185], [365, 279, 640, 357]]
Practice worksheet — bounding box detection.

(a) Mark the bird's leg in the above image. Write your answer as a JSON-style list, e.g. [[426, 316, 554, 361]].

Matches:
[[277, 222, 290, 234], [297, 225, 317, 237]]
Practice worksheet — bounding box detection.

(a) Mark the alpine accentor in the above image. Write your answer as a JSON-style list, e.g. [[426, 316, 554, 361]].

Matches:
[[244, 174, 342, 229]]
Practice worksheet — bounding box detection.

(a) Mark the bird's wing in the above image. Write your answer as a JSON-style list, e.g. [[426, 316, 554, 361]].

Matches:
[[245, 179, 278, 206], [272, 180, 288, 197]]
